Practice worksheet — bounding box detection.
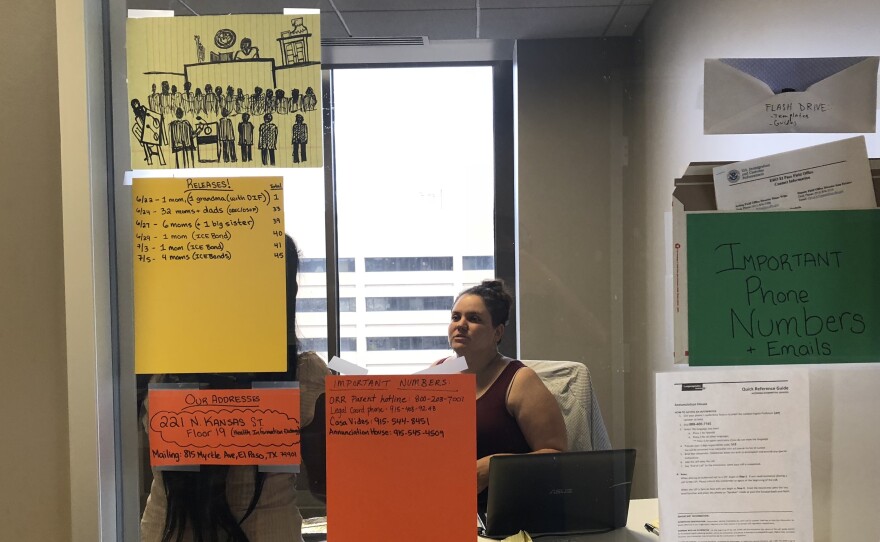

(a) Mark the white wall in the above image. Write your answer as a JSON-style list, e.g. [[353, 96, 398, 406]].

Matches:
[[630, 0, 880, 537]]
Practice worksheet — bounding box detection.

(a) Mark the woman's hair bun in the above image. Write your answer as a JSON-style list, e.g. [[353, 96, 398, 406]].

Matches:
[[457, 279, 512, 327]]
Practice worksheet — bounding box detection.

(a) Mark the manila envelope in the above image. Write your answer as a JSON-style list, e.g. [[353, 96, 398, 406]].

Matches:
[[704, 57, 879, 134]]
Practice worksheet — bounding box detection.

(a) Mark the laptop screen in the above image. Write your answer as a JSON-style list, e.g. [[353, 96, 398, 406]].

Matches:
[[483, 449, 637, 538]]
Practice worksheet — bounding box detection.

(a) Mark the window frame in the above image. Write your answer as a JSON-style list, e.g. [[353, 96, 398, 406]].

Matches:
[[319, 59, 516, 360]]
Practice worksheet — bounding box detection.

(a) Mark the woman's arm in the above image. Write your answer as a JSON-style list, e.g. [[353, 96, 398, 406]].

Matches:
[[507, 366, 568, 453], [476, 366, 568, 491]]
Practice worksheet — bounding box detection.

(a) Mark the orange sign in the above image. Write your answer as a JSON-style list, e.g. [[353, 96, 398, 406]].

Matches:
[[147, 387, 301, 466], [326, 374, 476, 541]]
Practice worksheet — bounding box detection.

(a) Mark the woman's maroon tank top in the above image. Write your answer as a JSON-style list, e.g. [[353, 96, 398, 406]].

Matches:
[[477, 358, 532, 459]]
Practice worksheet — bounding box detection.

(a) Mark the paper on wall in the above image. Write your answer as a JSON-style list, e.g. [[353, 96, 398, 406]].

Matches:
[[656, 368, 813, 542], [712, 136, 876, 211]]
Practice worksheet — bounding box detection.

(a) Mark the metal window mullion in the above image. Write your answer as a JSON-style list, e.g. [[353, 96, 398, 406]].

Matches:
[[492, 61, 517, 359], [322, 69, 341, 360]]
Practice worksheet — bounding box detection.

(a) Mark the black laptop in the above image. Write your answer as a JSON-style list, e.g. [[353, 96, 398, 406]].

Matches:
[[480, 449, 637, 538]]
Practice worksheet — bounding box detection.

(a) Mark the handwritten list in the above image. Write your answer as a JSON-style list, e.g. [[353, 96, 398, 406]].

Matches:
[[326, 374, 476, 541], [133, 176, 287, 374]]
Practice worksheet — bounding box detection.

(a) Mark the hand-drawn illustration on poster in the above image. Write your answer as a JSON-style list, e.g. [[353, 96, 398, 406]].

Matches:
[[127, 14, 322, 169]]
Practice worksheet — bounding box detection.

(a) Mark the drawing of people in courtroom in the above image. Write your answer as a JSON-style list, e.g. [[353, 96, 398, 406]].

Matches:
[[291, 114, 308, 164], [238, 112, 254, 163], [218, 108, 237, 163], [258, 113, 278, 166]]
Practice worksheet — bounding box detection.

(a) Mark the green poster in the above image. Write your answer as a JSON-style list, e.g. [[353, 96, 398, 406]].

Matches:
[[687, 209, 880, 365]]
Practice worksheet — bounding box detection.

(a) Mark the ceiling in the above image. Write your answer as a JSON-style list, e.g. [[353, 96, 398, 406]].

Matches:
[[318, 0, 654, 40], [138, 0, 654, 40]]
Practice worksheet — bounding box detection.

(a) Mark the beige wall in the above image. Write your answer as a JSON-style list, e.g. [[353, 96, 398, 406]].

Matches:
[[0, 0, 71, 540], [515, 39, 647, 491]]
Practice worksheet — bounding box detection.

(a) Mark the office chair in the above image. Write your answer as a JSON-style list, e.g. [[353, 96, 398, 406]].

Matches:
[[521, 360, 611, 451]]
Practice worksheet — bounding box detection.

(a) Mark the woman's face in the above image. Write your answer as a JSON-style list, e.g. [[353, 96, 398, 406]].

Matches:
[[448, 294, 503, 357]]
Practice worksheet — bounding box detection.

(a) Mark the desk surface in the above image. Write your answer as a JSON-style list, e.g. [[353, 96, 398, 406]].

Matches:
[[478, 498, 659, 542], [304, 498, 658, 541]]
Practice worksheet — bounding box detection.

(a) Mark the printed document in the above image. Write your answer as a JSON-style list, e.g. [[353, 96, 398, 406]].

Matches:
[[713, 136, 875, 211], [656, 369, 813, 542]]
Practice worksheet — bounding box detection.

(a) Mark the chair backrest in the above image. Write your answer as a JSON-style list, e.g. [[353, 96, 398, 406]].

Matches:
[[521, 360, 611, 452]]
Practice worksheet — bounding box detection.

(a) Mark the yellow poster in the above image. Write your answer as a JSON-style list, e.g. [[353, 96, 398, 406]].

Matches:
[[127, 14, 321, 169], [133, 176, 287, 374]]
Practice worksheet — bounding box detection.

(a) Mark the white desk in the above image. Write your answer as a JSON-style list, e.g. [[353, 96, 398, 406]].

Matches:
[[478, 498, 659, 542], [304, 499, 659, 541]]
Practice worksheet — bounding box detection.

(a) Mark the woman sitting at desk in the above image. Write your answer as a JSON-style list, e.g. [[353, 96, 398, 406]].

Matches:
[[440, 280, 567, 504]]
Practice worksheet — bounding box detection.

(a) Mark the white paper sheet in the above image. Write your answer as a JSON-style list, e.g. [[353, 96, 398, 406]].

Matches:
[[712, 136, 875, 211], [413, 355, 468, 374], [327, 356, 369, 375], [656, 369, 813, 542]]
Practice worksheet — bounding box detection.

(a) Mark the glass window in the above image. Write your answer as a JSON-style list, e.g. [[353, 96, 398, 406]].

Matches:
[[332, 66, 497, 373], [366, 336, 450, 351], [301, 257, 355, 273], [297, 297, 357, 313], [109, 6, 508, 532], [365, 296, 454, 312], [301, 337, 357, 352], [463, 255, 495, 270], [364, 256, 453, 272]]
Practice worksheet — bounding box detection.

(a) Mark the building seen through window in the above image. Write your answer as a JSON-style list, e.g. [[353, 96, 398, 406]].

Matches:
[[294, 66, 497, 373]]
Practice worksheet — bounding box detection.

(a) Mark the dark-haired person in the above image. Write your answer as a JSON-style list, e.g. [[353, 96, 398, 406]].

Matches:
[[439, 279, 567, 509], [237, 113, 254, 164], [258, 113, 277, 166], [139, 235, 329, 542], [235, 37, 260, 60], [169, 107, 196, 169]]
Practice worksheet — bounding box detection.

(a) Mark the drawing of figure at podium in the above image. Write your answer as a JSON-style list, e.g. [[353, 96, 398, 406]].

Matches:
[[218, 108, 237, 163], [234, 37, 259, 60], [193, 116, 219, 164], [169, 108, 197, 168], [238, 113, 254, 163], [131, 98, 166, 166], [258, 113, 278, 166], [291, 114, 308, 164]]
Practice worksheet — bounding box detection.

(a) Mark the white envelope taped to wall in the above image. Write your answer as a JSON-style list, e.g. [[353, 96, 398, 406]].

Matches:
[[704, 57, 879, 134]]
